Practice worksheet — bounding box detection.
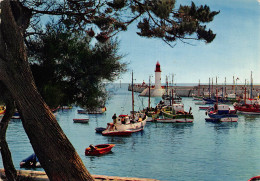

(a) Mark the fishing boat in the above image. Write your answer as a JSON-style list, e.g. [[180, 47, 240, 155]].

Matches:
[[206, 78, 238, 122], [73, 118, 89, 123], [85, 144, 115, 156], [102, 72, 147, 136], [233, 73, 260, 114], [233, 99, 260, 115], [154, 103, 194, 123], [205, 104, 238, 122], [20, 153, 41, 168], [102, 113, 147, 136]]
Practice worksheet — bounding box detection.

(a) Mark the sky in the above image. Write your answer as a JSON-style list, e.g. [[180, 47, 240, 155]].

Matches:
[[115, 0, 260, 85]]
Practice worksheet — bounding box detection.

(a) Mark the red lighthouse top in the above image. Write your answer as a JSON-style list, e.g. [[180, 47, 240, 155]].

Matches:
[[155, 61, 161, 72]]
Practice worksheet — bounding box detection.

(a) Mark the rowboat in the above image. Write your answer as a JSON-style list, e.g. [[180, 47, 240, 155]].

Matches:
[[248, 175, 260, 181], [73, 118, 89, 123], [85, 144, 115, 156]]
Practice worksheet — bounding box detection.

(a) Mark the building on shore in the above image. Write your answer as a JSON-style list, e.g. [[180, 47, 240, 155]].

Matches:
[[139, 61, 165, 97]]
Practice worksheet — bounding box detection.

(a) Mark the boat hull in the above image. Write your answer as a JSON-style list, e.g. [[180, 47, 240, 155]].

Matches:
[[155, 118, 193, 123], [102, 130, 132, 136], [207, 114, 238, 122]]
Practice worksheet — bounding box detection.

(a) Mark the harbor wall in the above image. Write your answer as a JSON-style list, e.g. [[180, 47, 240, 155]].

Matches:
[[128, 84, 260, 98]]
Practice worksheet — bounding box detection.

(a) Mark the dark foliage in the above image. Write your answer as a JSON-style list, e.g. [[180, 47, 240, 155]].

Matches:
[[27, 23, 126, 109]]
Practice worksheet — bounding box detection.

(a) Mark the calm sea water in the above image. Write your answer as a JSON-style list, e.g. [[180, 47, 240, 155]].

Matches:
[[1, 83, 260, 181]]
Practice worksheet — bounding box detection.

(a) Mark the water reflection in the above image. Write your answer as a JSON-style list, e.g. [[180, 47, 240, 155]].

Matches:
[[206, 122, 238, 134]]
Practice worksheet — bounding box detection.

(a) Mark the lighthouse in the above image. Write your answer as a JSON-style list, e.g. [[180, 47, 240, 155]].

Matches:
[[139, 61, 165, 97], [155, 61, 162, 90]]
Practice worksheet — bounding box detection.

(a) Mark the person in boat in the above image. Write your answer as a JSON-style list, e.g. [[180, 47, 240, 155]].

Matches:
[[112, 113, 117, 124], [138, 116, 142, 122], [122, 117, 125, 124], [89, 144, 96, 152]]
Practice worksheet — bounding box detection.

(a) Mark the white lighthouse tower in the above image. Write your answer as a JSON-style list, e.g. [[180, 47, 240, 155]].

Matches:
[[155, 61, 162, 89], [139, 61, 165, 97]]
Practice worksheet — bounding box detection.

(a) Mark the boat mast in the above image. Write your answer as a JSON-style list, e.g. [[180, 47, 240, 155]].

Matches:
[[225, 77, 226, 96], [233, 76, 235, 93], [209, 78, 211, 98], [211, 78, 213, 96], [244, 79, 247, 102], [172, 74, 174, 105], [148, 75, 151, 109], [132, 71, 134, 119], [216, 76, 218, 107], [251, 71, 253, 99], [166, 76, 168, 96], [198, 79, 200, 97]]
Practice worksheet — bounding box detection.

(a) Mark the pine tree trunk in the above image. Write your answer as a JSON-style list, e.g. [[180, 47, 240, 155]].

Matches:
[[0, 1, 94, 180], [0, 94, 17, 181]]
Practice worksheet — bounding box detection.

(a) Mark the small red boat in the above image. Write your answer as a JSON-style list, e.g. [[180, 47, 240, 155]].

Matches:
[[85, 144, 115, 156], [248, 175, 260, 181]]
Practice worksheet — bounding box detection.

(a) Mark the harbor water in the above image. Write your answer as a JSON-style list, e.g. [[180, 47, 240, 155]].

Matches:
[[1, 83, 260, 181]]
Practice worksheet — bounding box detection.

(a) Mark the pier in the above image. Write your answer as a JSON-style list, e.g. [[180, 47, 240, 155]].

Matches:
[[128, 84, 260, 98]]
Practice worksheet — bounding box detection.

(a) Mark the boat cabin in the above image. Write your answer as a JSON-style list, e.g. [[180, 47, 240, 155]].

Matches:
[[172, 104, 184, 112], [116, 115, 131, 124], [216, 105, 229, 114]]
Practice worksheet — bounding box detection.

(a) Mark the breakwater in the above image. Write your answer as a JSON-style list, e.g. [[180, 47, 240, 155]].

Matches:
[[128, 84, 260, 97]]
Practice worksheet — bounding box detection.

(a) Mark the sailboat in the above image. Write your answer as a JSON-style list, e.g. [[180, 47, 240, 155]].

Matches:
[[102, 71, 147, 136]]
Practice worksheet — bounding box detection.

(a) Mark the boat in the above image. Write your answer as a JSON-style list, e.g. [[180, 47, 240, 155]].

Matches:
[[102, 113, 146, 136], [233, 73, 260, 114], [11, 112, 21, 119], [233, 99, 260, 115], [199, 106, 210, 110], [73, 118, 89, 123], [20, 153, 41, 168], [85, 144, 115, 156], [87, 107, 106, 114], [248, 175, 260, 181], [195, 101, 207, 105], [77, 109, 88, 114], [102, 72, 147, 136], [95, 127, 106, 133], [205, 104, 238, 122], [154, 103, 194, 123], [102, 123, 133, 136]]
